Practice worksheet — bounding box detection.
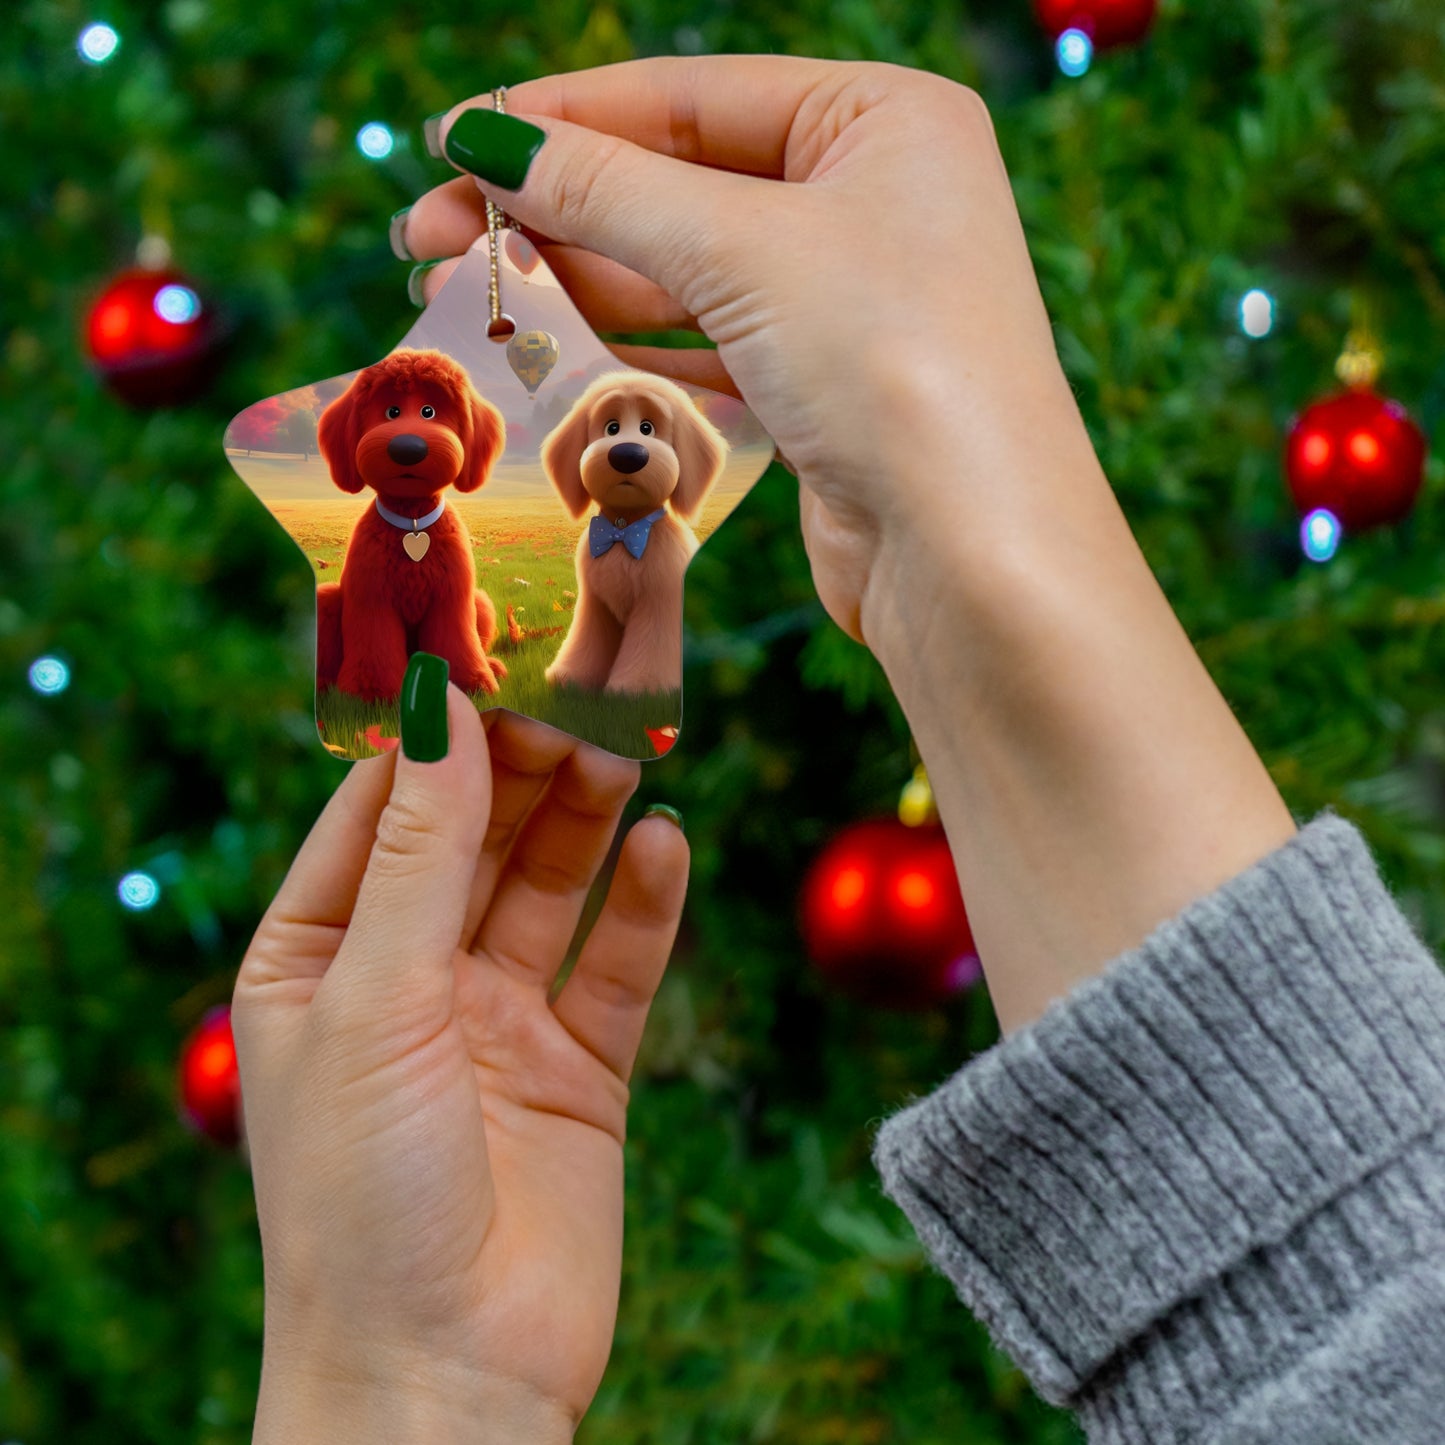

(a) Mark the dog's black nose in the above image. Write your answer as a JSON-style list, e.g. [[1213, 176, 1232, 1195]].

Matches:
[[608, 442, 649, 474], [387, 433, 429, 465]]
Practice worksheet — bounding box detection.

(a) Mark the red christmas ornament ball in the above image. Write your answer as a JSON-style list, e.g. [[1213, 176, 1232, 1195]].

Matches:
[[1285, 388, 1428, 532], [85, 267, 222, 407], [1034, 0, 1157, 48], [800, 818, 980, 1010], [178, 1005, 243, 1147]]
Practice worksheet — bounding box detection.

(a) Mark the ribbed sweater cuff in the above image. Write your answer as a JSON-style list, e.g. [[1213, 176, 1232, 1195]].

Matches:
[[870, 812, 1445, 1427]]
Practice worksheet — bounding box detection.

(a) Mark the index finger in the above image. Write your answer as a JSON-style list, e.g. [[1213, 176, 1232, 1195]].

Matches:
[[461, 54, 848, 180]]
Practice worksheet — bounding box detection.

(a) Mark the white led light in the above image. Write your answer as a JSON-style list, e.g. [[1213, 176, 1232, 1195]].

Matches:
[[1240, 289, 1275, 338], [28, 656, 70, 695], [118, 871, 161, 910], [1057, 28, 1093, 77], [357, 122, 395, 160], [154, 284, 201, 324], [1301, 508, 1341, 563], [78, 22, 120, 64]]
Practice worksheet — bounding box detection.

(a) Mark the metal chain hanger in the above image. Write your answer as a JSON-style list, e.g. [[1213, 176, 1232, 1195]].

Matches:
[[485, 86, 518, 341]]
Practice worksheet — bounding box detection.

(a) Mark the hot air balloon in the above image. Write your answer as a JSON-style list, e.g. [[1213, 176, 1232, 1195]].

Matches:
[[505, 230, 543, 277], [507, 329, 559, 395]]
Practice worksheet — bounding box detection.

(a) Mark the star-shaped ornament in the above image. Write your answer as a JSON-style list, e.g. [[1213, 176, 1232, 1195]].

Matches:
[[225, 228, 774, 761]]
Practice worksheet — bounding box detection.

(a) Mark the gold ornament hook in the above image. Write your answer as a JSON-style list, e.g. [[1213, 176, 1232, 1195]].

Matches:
[[1335, 295, 1383, 390], [898, 763, 938, 827]]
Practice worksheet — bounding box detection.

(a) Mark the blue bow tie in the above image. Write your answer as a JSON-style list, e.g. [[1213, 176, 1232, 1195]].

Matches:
[[589, 508, 667, 560]]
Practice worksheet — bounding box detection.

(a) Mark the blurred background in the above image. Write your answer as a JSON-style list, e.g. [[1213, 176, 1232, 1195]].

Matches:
[[3, 0, 1445, 1440]]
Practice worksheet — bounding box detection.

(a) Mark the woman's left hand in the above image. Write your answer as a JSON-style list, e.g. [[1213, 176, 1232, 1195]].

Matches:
[[233, 688, 688, 1444]]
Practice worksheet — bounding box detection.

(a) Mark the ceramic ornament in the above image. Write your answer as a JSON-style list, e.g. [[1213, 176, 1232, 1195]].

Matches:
[[224, 229, 775, 761]]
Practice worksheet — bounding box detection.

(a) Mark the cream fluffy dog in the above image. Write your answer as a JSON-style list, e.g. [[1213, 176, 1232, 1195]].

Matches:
[[541, 372, 728, 693]]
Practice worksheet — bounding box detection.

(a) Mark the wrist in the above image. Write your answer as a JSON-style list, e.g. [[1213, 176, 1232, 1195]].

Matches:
[[254, 1343, 575, 1445], [852, 335, 1109, 650], [856, 399, 1119, 696]]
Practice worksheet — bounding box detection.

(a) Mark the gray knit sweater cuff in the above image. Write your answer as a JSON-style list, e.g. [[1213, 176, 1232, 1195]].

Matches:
[[870, 812, 1445, 1436]]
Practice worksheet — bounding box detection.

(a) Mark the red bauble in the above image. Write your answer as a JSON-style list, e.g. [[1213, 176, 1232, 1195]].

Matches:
[[800, 818, 981, 1010], [1285, 388, 1428, 532], [85, 267, 222, 407], [178, 1005, 242, 1148], [1034, 0, 1157, 48]]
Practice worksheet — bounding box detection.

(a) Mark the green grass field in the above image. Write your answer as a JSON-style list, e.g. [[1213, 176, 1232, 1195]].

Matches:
[[292, 497, 685, 760]]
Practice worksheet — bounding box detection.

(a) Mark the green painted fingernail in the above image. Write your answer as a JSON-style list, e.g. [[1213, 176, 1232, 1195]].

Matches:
[[645, 803, 684, 834], [423, 112, 446, 159], [443, 107, 546, 191], [389, 206, 413, 262], [401, 652, 449, 762], [407, 259, 443, 308]]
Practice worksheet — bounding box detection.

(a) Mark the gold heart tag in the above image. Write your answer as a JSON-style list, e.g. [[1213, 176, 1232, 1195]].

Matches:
[[402, 530, 430, 562]]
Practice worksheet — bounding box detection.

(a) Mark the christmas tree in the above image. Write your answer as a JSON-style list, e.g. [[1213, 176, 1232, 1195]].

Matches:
[[3, 1, 1443, 1441]]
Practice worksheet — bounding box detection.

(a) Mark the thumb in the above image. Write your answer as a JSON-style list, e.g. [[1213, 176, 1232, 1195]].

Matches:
[[325, 659, 491, 1025], [437, 104, 763, 317]]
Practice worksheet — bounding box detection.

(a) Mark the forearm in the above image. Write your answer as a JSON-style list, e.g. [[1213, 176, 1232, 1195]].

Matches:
[[859, 398, 1296, 1034]]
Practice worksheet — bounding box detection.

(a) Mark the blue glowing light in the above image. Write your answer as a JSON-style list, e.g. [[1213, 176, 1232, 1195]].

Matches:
[[356, 122, 395, 160], [118, 871, 161, 911], [1240, 289, 1275, 338], [28, 657, 70, 695], [1301, 508, 1342, 563], [1057, 28, 1093, 77], [78, 22, 120, 64], [153, 284, 201, 324]]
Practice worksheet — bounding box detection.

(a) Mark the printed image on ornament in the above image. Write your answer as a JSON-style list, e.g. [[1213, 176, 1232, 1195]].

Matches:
[[224, 230, 774, 761]]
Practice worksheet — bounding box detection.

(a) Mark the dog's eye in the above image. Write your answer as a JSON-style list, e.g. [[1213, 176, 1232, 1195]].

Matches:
[[605, 420, 620, 436], [386, 406, 401, 420], [420, 405, 435, 419], [639, 420, 654, 436]]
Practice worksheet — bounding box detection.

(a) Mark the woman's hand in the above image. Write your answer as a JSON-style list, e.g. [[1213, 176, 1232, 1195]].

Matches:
[[400, 59, 1295, 1034], [399, 56, 1091, 646], [234, 690, 688, 1444]]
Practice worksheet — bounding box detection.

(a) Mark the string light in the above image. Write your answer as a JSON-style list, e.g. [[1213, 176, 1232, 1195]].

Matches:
[[1057, 28, 1093, 76], [77, 22, 120, 64], [1240, 289, 1275, 338], [118, 872, 161, 911], [946, 952, 984, 992], [153, 284, 202, 324], [1301, 508, 1342, 563], [28, 657, 70, 695], [356, 122, 395, 160]]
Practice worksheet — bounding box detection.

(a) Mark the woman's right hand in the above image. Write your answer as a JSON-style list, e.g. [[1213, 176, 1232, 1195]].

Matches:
[[402, 56, 1298, 1038], [399, 56, 1102, 647]]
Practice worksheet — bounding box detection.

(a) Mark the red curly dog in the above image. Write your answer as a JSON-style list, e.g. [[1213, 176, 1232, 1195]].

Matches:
[[315, 348, 507, 701]]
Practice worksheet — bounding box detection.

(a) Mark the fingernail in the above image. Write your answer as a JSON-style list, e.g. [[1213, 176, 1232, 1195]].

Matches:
[[401, 652, 449, 762], [644, 803, 684, 835], [407, 259, 443, 308], [389, 206, 413, 262], [443, 107, 546, 191], [423, 112, 446, 159]]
